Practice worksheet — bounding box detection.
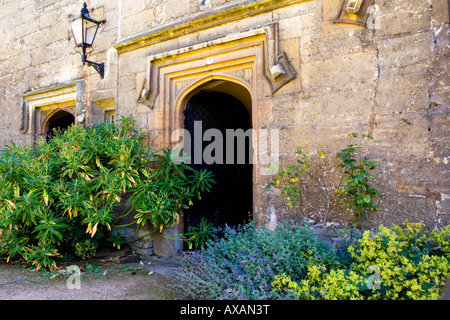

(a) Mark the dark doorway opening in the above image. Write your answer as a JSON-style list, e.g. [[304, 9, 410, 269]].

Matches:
[[46, 111, 75, 140], [183, 91, 253, 236]]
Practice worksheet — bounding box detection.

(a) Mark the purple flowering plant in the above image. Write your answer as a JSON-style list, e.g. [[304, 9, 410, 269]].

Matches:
[[173, 220, 338, 299]]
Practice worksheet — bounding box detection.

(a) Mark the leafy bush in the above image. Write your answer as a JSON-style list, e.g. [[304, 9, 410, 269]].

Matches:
[[74, 239, 97, 260], [266, 133, 379, 230], [336, 133, 380, 229], [0, 117, 214, 270], [173, 220, 337, 299], [130, 148, 214, 232], [272, 266, 363, 300], [348, 221, 450, 299], [174, 219, 449, 300], [180, 217, 219, 250], [271, 221, 450, 300]]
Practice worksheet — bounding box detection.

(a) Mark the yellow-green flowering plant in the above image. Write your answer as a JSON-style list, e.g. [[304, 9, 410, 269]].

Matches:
[[272, 266, 364, 300], [348, 221, 450, 300], [272, 221, 450, 300]]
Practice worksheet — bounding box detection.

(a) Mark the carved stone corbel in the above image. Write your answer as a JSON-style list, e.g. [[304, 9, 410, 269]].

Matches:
[[266, 51, 297, 93], [333, 0, 375, 27], [138, 63, 158, 110], [262, 23, 297, 94]]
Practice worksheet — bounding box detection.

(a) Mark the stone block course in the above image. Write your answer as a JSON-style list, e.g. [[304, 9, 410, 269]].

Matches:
[[428, 110, 450, 158], [301, 50, 378, 89], [369, 112, 434, 161], [377, 31, 436, 68], [375, 0, 432, 36], [376, 65, 430, 115]]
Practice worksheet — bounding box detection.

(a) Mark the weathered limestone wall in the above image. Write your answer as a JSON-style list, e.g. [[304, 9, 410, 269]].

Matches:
[[1, 0, 449, 248], [0, 0, 119, 145], [256, 0, 449, 229], [290, 0, 449, 229], [113, 0, 449, 229]]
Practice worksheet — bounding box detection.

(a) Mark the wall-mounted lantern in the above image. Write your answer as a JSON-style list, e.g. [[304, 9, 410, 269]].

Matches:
[[70, 2, 105, 79], [334, 0, 374, 27]]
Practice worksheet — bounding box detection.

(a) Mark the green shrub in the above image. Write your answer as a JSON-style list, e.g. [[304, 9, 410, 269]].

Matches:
[[74, 239, 97, 260], [176, 220, 449, 300], [180, 217, 219, 250], [348, 221, 450, 300], [0, 117, 214, 270], [272, 267, 364, 300], [173, 220, 338, 300], [336, 133, 380, 229], [266, 133, 379, 230], [271, 221, 450, 300]]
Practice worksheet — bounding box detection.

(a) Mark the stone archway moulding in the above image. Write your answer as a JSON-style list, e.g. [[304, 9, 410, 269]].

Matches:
[[21, 81, 84, 137], [138, 22, 297, 147], [139, 22, 296, 108]]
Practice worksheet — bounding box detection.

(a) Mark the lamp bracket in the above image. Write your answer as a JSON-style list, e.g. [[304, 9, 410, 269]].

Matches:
[[82, 54, 104, 79], [86, 60, 105, 79]]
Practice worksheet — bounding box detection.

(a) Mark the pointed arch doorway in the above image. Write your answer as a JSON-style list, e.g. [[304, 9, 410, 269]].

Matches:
[[183, 84, 253, 234], [44, 110, 75, 140]]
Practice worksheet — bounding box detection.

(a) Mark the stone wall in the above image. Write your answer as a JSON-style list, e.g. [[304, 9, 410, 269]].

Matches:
[[1, 0, 449, 255], [0, 0, 119, 145], [259, 0, 450, 229]]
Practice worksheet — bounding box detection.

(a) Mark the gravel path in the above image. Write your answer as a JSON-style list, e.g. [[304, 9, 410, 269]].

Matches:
[[0, 255, 186, 300]]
